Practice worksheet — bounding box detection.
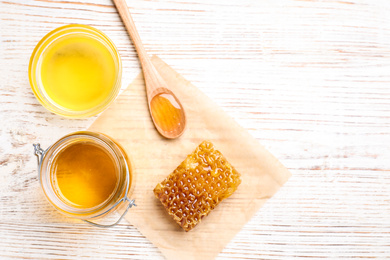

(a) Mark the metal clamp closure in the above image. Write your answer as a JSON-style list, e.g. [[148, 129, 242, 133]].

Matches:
[[33, 143, 45, 178]]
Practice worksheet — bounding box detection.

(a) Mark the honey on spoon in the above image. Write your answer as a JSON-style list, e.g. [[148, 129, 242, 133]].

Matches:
[[113, 0, 186, 138], [150, 92, 185, 135]]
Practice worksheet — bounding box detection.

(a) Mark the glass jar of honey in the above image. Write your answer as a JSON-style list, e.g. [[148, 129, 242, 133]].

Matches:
[[29, 24, 122, 118], [33, 131, 135, 227]]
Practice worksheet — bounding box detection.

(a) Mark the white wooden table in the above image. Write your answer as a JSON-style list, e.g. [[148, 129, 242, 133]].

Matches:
[[1, 0, 390, 259]]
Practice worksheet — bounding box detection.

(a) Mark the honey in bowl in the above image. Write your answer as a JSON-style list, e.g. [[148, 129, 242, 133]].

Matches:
[[41, 34, 116, 112], [29, 25, 122, 118], [51, 142, 118, 209]]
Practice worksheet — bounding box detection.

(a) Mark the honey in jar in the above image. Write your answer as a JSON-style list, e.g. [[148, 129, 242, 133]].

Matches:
[[35, 131, 133, 223], [51, 142, 118, 209]]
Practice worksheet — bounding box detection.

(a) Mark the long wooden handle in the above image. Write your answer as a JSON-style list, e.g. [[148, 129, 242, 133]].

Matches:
[[113, 0, 167, 97], [112, 0, 151, 72]]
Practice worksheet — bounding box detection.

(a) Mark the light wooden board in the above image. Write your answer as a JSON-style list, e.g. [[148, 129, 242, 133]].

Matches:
[[1, 0, 390, 259]]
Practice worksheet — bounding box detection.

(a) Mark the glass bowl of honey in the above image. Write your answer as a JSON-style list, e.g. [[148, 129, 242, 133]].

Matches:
[[29, 24, 122, 118], [34, 131, 134, 226]]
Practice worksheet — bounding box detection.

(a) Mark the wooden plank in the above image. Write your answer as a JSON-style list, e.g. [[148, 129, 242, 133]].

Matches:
[[1, 0, 390, 259]]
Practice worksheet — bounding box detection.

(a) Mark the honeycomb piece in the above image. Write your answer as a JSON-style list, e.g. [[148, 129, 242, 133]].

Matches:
[[153, 140, 241, 231]]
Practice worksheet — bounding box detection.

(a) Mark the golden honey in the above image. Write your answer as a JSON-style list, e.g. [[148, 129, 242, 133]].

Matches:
[[37, 131, 132, 221], [40, 34, 116, 112], [29, 25, 122, 118], [150, 93, 185, 133], [154, 141, 241, 231], [51, 142, 118, 209]]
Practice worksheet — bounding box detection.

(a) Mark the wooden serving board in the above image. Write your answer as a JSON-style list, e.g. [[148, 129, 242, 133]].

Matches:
[[88, 56, 291, 260]]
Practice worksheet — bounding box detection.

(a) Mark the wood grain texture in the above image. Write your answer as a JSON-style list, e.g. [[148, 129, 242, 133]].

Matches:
[[1, 0, 390, 259]]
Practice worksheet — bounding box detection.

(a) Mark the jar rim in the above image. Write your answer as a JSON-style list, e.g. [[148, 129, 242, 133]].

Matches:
[[28, 24, 122, 118], [39, 131, 132, 218]]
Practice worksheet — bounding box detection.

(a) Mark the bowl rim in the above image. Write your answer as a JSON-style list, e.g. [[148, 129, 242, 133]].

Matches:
[[28, 24, 122, 118]]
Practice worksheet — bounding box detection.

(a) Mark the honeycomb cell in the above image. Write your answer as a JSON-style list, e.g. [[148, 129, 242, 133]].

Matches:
[[153, 140, 241, 232]]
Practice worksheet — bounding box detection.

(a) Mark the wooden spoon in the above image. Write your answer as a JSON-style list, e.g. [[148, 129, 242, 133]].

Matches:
[[113, 0, 186, 139]]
